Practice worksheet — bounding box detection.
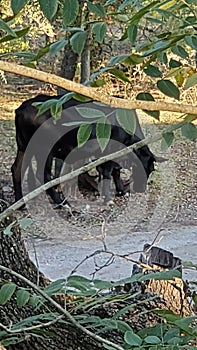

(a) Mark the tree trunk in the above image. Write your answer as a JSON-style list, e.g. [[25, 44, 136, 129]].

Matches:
[[57, 42, 78, 95], [81, 36, 91, 83], [0, 211, 105, 350]]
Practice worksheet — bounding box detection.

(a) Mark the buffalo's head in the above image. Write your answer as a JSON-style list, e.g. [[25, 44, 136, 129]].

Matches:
[[132, 147, 167, 193]]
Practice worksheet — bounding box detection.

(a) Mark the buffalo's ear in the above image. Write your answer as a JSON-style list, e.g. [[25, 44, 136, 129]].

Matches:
[[154, 155, 168, 163]]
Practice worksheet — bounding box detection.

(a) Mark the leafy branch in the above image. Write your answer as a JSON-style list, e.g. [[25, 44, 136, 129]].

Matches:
[[0, 264, 125, 350]]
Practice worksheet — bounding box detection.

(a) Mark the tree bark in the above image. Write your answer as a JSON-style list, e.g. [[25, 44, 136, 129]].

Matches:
[[57, 43, 78, 95], [0, 211, 106, 350]]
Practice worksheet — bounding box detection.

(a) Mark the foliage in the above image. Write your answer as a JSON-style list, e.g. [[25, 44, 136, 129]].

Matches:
[[0, 0, 54, 56], [0, 271, 197, 348], [1, 0, 196, 148]]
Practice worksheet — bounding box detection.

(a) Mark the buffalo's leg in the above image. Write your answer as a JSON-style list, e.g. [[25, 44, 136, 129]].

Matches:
[[11, 150, 25, 202], [44, 155, 68, 205], [97, 162, 113, 202], [112, 167, 125, 196]]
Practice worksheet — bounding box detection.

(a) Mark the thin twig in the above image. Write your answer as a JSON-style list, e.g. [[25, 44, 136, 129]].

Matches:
[[70, 248, 141, 278], [0, 315, 64, 334]]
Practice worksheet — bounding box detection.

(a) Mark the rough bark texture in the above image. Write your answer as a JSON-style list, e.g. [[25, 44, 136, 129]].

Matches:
[[81, 37, 90, 83], [57, 42, 78, 95], [0, 212, 105, 350]]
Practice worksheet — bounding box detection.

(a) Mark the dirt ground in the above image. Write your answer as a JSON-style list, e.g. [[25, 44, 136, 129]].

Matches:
[[0, 77, 196, 289]]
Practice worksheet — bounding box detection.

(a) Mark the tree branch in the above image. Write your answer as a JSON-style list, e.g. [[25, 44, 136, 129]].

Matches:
[[0, 315, 64, 334], [1, 60, 197, 114]]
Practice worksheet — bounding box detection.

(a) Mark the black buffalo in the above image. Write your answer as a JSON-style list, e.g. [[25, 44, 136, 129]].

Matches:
[[11, 94, 165, 205]]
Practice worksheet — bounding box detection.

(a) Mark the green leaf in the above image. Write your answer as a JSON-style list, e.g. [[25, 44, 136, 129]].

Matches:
[[129, 1, 160, 24], [175, 71, 185, 87], [49, 39, 68, 56], [77, 123, 92, 147], [184, 114, 197, 123], [181, 123, 197, 141], [87, 2, 105, 17], [143, 40, 170, 57], [16, 289, 30, 307], [0, 27, 30, 44], [29, 294, 43, 308], [127, 24, 137, 45], [39, 0, 58, 20], [157, 79, 180, 100], [171, 45, 188, 59], [124, 331, 142, 346], [29, 44, 51, 62], [103, 345, 117, 350], [93, 279, 113, 289], [161, 132, 174, 151], [116, 109, 136, 135], [73, 94, 92, 102], [116, 320, 133, 333], [50, 104, 62, 122], [56, 92, 74, 106], [144, 336, 161, 344], [96, 117, 111, 151], [11, 0, 28, 14], [70, 31, 87, 54], [184, 73, 197, 90], [92, 22, 107, 43], [44, 279, 66, 296], [33, 99, 58, 116], [0, 283, 16, 305], [67, 275, 91, 285], [154, 310, 181, 323], [144, 269, 181, 281], [101, 319, 118, 329], [169, 59, 182, 68], [157, 51, 168, 64], [109, 68, 131, 83], [124, 54, 144, 65], [1, 336, 21, 346], [163, 327, 180, 343], [18, 217, 33, 229], [91, 79, 106, 87], [0, 19, 17, 37], [144, 64, 162, 78], [175, 316, 197, 333], [136, 92, 160, 119], [185, 35, 197, 50], [76, 107, 105, 119], [3, 221, 16, 236], [63, 0, 79, 25], [109, 54, 128, 66]]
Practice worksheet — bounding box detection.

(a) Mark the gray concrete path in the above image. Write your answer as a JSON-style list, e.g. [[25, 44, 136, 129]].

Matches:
[[27, 225, 197, 285]]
